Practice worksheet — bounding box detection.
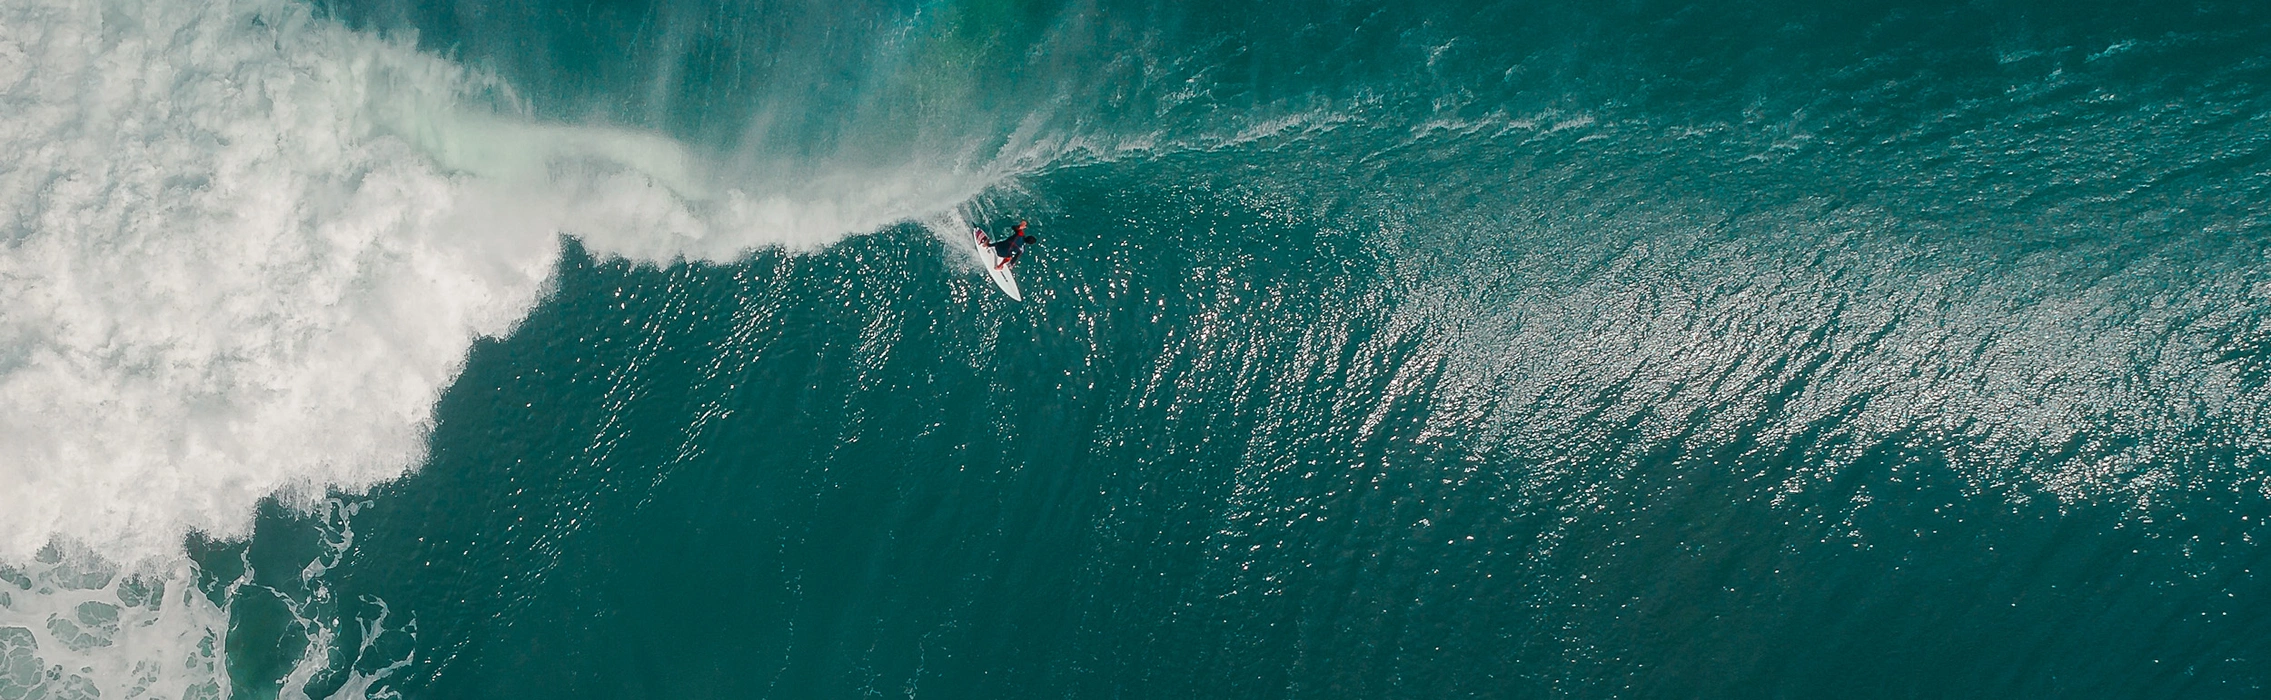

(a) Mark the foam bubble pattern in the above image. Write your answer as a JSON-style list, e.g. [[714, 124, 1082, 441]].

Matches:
[[0, 546, 226, 700]]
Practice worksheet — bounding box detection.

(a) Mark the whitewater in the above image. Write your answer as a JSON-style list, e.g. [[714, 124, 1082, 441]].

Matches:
[[0, 0, 1029, 559], [0, 2, 1043, 696]]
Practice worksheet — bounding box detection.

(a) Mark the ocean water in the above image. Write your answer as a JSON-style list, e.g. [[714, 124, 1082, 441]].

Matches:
[[4, 0, 2271, 697]]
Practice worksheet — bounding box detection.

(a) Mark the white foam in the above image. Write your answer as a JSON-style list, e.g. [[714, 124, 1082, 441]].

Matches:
[[0, 546, 230, 700], [0, 0, 1028, 565], [0, 0, 550, 563], [0, 4, 541, 694], [0, 0, 1032, 695]]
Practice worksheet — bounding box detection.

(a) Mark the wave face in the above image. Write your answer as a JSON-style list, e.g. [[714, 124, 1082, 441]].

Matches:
[[7, 0, 2271, 697]]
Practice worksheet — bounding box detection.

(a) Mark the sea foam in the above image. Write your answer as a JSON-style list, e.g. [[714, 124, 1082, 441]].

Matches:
[[0, 0, 555, 564], [0, 1, 1012, 696], [0, 3, 551, 694], [0, 0, 1011, 566]]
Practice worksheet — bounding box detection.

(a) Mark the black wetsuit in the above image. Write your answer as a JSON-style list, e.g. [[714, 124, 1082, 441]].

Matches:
[[992, 234, 1027, 264]]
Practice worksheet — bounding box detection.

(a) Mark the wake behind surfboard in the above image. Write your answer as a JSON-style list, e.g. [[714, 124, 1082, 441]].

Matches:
[[972, 228, 1023, 301]]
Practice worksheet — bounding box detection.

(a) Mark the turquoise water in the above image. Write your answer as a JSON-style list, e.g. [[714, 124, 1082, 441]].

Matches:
[[7, 0, 2271, 698]]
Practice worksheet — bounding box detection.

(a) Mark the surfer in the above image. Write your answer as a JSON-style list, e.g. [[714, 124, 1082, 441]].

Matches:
[[985, 221, 1038, 270]]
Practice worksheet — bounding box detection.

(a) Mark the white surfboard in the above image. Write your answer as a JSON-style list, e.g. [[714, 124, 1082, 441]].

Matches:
[[972, 228, 1023, 301]]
